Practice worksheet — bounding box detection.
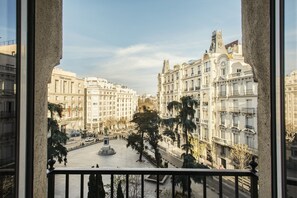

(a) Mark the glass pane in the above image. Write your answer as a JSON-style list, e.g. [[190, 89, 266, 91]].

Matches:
[[49, 1, 257, 197], [0, 0, 17, 197], [285, 0, 297, 197]]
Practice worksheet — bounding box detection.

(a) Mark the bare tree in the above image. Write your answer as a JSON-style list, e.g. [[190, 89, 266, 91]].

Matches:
[[230, 144, 252, 169], [285, 122, 297, 143], [190, 137, 206, 163]]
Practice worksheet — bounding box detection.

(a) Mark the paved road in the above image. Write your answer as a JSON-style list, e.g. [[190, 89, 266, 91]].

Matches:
[[159, 147, 250, 198]]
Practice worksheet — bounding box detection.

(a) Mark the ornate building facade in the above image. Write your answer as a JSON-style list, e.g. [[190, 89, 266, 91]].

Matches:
[[157, 31, 258, 169]]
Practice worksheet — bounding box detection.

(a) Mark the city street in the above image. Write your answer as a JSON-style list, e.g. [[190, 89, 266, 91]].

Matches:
[[54, 139, 218, 198]]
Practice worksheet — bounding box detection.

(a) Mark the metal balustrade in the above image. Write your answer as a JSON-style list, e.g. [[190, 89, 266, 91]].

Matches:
[[47, 163, 259, 198]]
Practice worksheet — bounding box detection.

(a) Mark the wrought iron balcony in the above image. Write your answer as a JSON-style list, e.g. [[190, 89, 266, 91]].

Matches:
[[195, 86, 200, 90], [245, 89, 254, 95], [212, 136, 230, 146], [229, 107, 240, 113], [218, 91, 226, 97], [47, 164, 259, 198], [231, 90, 240, 96], [241, 108, 255, 114], [0, 111, 15, 118], [245, 125, 254, 129]]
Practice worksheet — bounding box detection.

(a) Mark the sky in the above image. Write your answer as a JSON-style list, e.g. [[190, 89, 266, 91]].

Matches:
[[60, 0, 242, 95], [0, 0, 296, 94]]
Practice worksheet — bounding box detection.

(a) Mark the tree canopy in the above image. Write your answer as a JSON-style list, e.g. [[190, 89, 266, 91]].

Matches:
[[47, 102, 68, 163]]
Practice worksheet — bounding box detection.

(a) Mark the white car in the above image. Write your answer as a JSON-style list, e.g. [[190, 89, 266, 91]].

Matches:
[[85, 137, 94, 142]]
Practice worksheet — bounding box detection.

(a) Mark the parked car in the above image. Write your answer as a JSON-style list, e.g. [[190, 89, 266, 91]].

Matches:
[[85, 137, 94, 142]]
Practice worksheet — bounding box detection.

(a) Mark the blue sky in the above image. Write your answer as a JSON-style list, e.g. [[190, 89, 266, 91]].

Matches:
[[60, 0, 242, 95]]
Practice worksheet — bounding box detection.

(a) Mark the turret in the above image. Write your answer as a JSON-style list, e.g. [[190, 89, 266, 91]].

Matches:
[[162, 60, 170, 73], [209, 30, 227, 54]]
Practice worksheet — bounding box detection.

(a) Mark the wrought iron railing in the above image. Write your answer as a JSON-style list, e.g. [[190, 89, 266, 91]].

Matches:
[[47, 162, 259, 198]]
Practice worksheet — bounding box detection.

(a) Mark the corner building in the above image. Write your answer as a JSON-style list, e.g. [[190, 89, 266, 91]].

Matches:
[[84, 77, 137, 133], [157, 31, 258, 169]]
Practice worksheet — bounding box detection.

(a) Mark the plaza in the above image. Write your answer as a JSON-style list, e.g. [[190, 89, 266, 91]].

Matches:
[[54, 139, 219, 198]]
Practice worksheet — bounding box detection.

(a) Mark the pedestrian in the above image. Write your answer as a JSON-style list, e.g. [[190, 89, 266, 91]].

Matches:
[[64, 157, 67, 166]]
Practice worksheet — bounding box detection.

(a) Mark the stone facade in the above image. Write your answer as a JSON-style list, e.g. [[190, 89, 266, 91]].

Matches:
[[34, 0, 63, 197], [48, 67, 85, 132], [84, 77, 137, 133], [241, 0, 271, 197], [157, 31, 258, 169]]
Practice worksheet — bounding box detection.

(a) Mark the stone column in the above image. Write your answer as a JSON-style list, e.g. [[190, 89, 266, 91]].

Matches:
[[34, 0, 62, 197], [241, 0, 271, 197]]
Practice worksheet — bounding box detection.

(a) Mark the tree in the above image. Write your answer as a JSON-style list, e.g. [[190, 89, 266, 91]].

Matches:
[[126, 133, 143, 161], [88, 164, 105, 198], [128, 107, 162, 166], [116, 181, 124, 198], [167, 96, 200, 196], [230, 144, 252, 169], [47, 102, 68, 163], [286, 123, 297, 143], [167, 96, 198, 154], [161, 117, 180, 147], [190, 137, 207, 163]]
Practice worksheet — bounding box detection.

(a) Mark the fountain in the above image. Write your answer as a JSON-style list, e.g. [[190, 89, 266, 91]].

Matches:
[[98, 129, 116, 156]]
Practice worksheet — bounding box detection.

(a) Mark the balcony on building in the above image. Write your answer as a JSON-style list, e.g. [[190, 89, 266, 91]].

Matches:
[[0, 111, 15, 118], [245, 89, 254, 95], [229, 107, 240, 113], [212, 136, 231, 147], [229, 72, 241, 78], [232, 122, 239, 127], [195, 86, 200, 90], [202, 84, 209, 88], [231, 90, 240, 96], [201, 119, 208, 125], [241, 108, 256, 114], [245, 125, 254, 129], [219, 106, 226, 112], [218, 91, 226, 97]]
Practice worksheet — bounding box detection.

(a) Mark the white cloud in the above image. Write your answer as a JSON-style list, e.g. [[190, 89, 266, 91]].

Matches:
[[61, 42, 201, 94]]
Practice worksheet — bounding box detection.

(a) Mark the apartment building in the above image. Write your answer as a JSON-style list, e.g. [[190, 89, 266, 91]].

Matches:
[[0, 52, 16, 167], [157, 31, 258, 169], [84, 77, 137, 133], [48, 67, 85, 133], [285, 71, 297, 168]]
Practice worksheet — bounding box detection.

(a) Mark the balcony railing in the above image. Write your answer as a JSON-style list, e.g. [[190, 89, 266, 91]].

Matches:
[[230, 72, 241, 77], [242, 108, 255, 114], [245, 89, 254, 95], [0, 111, 15, 118], [229, 107, 240, 113], [219, 107, 226, 111], [245, 125, 254, 129], [218, 91, 226, 97], [47, 164, 259, 198], [231, 90, 240, 96], [212, 136, 230, 146]]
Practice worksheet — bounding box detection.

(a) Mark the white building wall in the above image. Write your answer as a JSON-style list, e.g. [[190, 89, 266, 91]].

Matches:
[[157, 31, 258, 169]]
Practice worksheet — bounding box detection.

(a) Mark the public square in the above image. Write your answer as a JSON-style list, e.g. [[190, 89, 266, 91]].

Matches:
[[54, 139, 218, 198]]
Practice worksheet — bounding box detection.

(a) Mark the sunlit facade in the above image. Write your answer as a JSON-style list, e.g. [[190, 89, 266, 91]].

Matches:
[[157, 31, 258, 168], [85, 77, 137, 133], [48, 67, 85, 132]]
